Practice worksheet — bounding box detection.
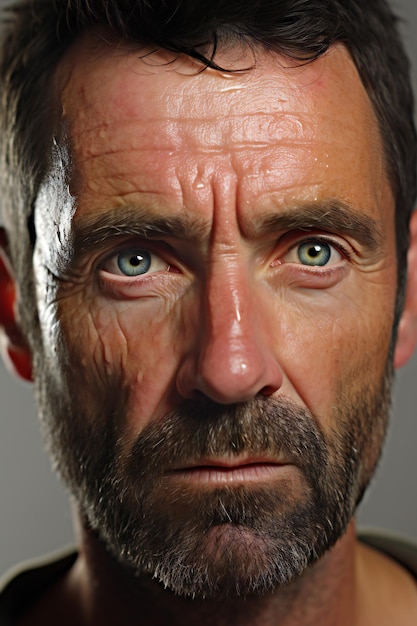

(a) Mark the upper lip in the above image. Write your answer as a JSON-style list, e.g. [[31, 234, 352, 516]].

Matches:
[[170, 456, 287, 471]]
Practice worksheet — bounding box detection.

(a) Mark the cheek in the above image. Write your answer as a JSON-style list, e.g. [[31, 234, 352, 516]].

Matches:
[[274, 278, 396, 422], [56, 290, 192, 431]]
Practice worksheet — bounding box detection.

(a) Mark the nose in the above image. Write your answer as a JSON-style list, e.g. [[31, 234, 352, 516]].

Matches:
[[176, 261, 283, 404]]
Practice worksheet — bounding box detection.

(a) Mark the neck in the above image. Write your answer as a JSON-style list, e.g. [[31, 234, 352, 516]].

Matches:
[[64, 515, 361, 626]]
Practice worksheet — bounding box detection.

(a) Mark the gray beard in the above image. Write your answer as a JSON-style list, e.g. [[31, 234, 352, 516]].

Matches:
[[35, 357, 393, 599]]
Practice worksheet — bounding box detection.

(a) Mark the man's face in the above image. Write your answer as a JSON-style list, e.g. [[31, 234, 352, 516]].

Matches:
[[32, 39, 397, 597]]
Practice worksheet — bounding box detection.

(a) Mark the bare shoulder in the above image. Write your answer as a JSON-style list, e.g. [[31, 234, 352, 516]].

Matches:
[[356, 540, 417, 625]]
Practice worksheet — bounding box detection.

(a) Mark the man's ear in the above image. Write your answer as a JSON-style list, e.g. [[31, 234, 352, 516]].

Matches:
[[394, 211, 417, 369], [0, 228, 32, 381]]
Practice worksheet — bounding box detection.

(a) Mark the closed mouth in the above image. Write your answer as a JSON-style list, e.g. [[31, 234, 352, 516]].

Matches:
[[167, 457, 292, 485]]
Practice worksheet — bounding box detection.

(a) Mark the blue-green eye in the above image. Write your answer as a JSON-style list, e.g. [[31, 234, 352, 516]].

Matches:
[[297, 241, 331, 266], [117, 249, 151, 276], [282, 239, 342, 267], [102, 247, 170, 277]]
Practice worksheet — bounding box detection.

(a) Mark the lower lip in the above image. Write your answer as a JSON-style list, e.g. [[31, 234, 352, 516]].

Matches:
[[167, 463, 292, 485]]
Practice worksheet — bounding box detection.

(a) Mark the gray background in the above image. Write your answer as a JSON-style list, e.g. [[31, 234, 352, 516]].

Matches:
[[1, 0, 417, 575]]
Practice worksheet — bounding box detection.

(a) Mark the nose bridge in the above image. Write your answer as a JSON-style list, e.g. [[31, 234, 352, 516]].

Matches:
[[205, 253, 254, 366], [177, 249, 283, 403]]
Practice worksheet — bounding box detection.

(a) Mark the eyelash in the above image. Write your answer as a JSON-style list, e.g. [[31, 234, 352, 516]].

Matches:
[[98, 240, 173, 271]]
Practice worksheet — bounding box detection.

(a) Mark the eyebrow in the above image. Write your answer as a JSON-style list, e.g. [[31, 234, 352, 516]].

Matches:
[[252, 200, 383, 251], [69, 199, 383, 260], [71, 207, 209, 256]]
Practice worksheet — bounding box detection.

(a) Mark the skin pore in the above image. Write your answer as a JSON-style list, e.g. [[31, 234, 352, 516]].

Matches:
[[14, 34, 417, 625]]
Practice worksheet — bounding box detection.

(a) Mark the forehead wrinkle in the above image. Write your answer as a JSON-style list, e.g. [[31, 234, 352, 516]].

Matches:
[[67, 112, 315, 159], [250, 201, 384, 251]]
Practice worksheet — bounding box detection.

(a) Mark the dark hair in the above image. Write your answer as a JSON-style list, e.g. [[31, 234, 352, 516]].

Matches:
[[0, 0, 415, 339]]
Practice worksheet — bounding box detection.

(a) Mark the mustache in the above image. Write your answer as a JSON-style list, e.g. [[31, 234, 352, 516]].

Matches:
[[126, 395, 329, 483]]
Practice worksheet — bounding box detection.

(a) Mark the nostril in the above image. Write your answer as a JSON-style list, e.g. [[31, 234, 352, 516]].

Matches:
[[260, 384, 280, 396], [190, 389, 207, 401]]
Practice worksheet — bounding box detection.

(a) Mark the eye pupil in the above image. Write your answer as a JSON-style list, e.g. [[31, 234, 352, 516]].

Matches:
[[130, 255, 143, 266], [309, 245, 321, 258], [298, 242, 331, 266]]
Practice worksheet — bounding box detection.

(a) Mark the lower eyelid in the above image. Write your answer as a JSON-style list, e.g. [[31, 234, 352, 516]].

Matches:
[[99, 266, 170, 282], [97, 268, 187, 301], [289, 264, 347, 286]]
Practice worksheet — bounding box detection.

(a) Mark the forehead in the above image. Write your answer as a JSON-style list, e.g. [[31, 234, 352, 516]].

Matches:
[[54, 34, 389, 231]]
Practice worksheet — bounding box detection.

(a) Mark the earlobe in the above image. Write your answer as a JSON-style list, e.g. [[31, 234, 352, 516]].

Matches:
[[0, 228, 33, 381], [394, 211, 417, 369]]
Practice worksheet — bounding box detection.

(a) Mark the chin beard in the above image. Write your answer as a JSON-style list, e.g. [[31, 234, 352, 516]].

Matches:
[[35, 356, 392, 599]]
